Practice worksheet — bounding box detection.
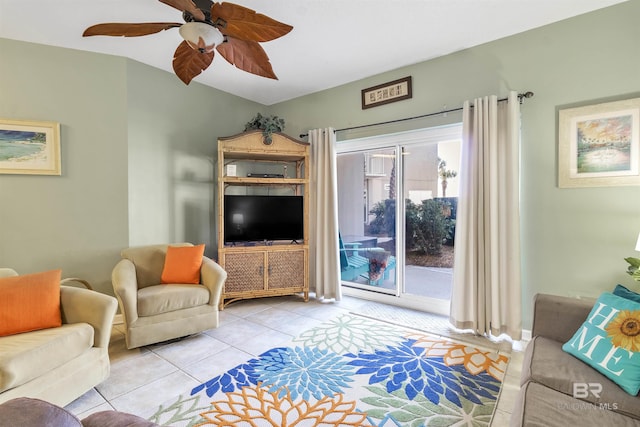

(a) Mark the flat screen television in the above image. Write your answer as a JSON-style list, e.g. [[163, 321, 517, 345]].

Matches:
[[224, 195, 304, 244]]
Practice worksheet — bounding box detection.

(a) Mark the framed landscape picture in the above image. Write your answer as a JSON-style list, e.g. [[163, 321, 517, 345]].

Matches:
[[0, 119, 61, 175], [558, 97, 640, 188]]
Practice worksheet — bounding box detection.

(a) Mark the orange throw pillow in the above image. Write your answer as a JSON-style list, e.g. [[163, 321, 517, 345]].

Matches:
[[161, 244, 205, 284], [0, 269, 62, 337]]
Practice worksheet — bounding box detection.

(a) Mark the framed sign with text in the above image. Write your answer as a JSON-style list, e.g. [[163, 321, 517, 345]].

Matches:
[[361, 76, 412, 110]]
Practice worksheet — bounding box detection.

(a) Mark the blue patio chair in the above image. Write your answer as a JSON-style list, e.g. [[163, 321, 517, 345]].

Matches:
[[339, 234, 397, 285], [382, 255, 396, 281], [339, 234, 369, 281]]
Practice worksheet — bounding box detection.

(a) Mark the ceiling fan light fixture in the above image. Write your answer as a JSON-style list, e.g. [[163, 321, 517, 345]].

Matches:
[[179, 21, 223, 53], [83, 2, 293, 84]]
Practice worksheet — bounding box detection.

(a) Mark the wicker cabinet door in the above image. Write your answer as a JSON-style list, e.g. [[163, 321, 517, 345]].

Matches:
[[224, 252, 265, 293], [267, 250, 305, 289]]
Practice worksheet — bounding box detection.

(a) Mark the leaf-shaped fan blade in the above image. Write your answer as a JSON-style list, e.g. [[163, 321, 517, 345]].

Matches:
[[83, 22, 182, 37], [211, 2, 293, 42], [216, 38, 277, 79], [173, 40, 215, 85], [159, 0, 205, 21]]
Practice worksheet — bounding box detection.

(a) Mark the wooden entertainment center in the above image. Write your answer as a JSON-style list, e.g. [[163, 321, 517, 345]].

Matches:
[[217, 131, 310, 309]]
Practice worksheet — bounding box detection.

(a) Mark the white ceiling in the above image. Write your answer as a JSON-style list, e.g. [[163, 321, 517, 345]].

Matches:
[[0, 0, 627, 105]]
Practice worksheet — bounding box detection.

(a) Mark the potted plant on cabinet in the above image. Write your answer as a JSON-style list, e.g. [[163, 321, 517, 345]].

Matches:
[[244, 113, 285, 145]]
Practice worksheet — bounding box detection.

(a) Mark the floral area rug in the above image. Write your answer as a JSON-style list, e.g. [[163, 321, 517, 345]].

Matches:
[[149, 313, 509, 426]]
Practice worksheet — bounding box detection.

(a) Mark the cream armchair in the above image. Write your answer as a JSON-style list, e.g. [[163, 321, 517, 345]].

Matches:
[[0, 268, 117, 407], [111, 243, 227, 349]]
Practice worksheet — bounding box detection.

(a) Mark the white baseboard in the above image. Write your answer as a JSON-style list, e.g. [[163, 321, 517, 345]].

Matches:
[[512, 329, 531, 351]]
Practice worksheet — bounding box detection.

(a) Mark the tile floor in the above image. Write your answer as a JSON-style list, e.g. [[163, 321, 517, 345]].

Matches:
[[64, 294, 524, 426]]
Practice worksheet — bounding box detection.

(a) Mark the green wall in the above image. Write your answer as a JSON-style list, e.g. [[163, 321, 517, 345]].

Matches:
[[125, 59, 262, 258], [0, 39, 129, 296], [0, 39, 261, 296], [269, 1, 640, 329]]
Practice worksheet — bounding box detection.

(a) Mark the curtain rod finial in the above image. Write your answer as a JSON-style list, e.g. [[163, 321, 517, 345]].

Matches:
[[518, 91, 534, 104]]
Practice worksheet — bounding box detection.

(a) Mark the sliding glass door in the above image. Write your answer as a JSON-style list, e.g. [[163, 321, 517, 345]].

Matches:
[[337, 147, 398, 295], [336, 125, 461, 314], [401, 138, 459, 303]]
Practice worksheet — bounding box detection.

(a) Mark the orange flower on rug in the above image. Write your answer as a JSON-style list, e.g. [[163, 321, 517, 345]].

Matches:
[[197, 384, 372, 426], [408, 335, 509, 381]]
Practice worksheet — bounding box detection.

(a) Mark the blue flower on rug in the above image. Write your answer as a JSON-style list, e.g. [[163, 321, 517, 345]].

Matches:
[[155, 316, 507, 427], [345, 338, 501, 407], [252, 346, 356, 400], [192, 346, 356, 401], [191, 361, 260, 397]]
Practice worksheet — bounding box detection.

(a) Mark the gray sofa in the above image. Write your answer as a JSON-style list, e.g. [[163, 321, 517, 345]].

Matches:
[[0, 397, 158, 427], [511, 293, 640, 426], [0, 269, 118, 407]]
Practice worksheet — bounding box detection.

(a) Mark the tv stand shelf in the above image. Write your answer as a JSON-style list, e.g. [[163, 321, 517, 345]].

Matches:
[[222, 177, 307, 185], [217, 131, 310, 309]]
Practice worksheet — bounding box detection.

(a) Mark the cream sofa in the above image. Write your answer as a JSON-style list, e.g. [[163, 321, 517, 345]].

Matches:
[[0, 269, 118, 407]]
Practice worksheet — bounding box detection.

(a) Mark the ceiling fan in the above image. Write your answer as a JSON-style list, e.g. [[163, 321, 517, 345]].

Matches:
[[83, 0, 293, 85]]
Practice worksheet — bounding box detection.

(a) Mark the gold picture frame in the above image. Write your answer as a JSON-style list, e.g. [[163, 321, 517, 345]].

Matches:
[[558, 97, 640, 188], [0, 118, 61, 175], [361, 76, 412, 110]]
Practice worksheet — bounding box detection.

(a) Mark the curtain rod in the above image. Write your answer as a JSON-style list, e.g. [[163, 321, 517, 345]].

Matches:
[[299, 91, 534, 139]]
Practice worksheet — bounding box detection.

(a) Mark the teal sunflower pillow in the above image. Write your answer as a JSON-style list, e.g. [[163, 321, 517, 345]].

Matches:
[[562, 292, 640, 395]]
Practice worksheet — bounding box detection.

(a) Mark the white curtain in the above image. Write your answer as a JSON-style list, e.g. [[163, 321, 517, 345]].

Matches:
[[449, 91, 522, 340], [308, 128, 341, 301]]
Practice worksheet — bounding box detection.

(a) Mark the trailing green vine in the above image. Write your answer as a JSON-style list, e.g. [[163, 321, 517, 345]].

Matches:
[[244, 113, 286, 145], [625, 257, 640, 281]]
